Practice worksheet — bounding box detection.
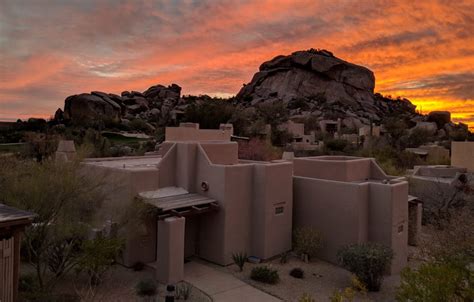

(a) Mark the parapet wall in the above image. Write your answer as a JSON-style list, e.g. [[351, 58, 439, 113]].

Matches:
[[165, 127, 232, 142]]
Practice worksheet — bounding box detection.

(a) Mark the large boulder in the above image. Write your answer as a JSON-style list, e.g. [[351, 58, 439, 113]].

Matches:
[[236, 49, 419, 125], [428, 111, 451, 128], [64, 93, 121, 122], [237, 49, 375, 105]]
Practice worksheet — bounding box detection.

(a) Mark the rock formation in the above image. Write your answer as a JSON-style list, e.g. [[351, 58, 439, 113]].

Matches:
[[236, 49, 418, 127], [61, 84, 185, 126]]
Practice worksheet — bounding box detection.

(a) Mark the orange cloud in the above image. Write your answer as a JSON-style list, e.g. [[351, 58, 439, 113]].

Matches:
[[0, 0, 473, 128]]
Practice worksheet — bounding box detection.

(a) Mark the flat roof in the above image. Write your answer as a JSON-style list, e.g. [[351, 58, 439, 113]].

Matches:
[[0, 203, 35, 226], [84, 156, 162, 170]]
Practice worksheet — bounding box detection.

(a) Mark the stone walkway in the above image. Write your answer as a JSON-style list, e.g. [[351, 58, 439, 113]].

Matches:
[[184, 261, 281, 302]]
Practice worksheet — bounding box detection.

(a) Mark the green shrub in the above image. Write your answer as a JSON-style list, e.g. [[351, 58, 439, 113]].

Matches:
[[289, 267, 304, 279], [232, 252, 247, 272], [250, 266, 280, 284], [176, 282, 192, 300], [396, 262, 474, 302], [19, 273, 39, 293], [299, 293, 315, 302], [325, 139, 348, 152], [135, 279, 157, 297], [280, 251, 289, 264], [337, 243, 393, 291], [293, 227, 323, 261]]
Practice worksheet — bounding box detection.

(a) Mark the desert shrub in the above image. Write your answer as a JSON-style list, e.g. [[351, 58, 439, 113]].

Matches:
[[289, 267, 304, 279], [183, 99, 234, 129], [250, 266, 280, 284], [135, 279, 157, 297], [132, 261, 145, 271], [293, 227, 323, 261], [0, 158, 109, 290], [232, 252, 247, 272], [280, 251, 289, 264], [238, 138, 282, 161], [176, 282, 192, 300], [329, 275, 367, 302], [396, 261, 474, 302], [299, 293, 316, 302], [75, 235, 123, 285], [337, 243, 393, 291], [19, 273, 39, 293], [325, 138, 348, 152]]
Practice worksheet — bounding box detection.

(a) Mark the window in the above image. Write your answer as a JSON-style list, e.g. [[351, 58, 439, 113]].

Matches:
[[275, 206, 284, 215]]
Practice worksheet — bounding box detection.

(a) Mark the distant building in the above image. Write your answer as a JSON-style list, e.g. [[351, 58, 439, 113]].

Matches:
[[451, 141, 474, 172], [405, 144, 450, 163]]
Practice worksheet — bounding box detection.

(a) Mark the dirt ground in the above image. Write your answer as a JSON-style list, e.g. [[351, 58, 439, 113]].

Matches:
[[20, 264, 211, 302], [221, 251, 421, 302]]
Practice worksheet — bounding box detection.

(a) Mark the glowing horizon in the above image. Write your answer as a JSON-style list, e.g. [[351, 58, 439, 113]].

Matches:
[[1, 0, 473, 129]]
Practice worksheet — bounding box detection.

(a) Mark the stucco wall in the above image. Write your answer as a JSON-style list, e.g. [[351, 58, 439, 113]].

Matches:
[[293, 177, 369, 263], [368, 182, 408, 274], [294, 157, 372, 182], [165, 127, 232, 142], [251, 163, 293, 259], [201, 142, 239, 165], [451, 142, 474, 172]]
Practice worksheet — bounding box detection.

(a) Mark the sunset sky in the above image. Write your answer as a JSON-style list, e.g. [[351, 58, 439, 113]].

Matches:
[[1, 0, 473, 129]]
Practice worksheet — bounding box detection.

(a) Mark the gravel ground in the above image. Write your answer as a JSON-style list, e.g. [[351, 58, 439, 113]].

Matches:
[[21, 264, 211, 302], [221, 255, 417, 302]]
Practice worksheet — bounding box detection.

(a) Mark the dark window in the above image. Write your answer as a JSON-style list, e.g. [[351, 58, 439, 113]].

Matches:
[[275, 206, 284, 215]]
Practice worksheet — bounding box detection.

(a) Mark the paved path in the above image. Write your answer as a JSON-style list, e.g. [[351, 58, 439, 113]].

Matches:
[[184, 261, 281, 302]]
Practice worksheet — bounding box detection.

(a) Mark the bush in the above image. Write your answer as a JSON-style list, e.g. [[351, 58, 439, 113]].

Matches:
[[232, 252, 247, 272], [135, 279, 157, 297], [250, 266, 280, 284], [329, 276, 367, 302], [289, 267, 304, 279], [396, 262, 474, 302], [76, 235, 123, 285], [280, 251, 289, 264], [293, 227, 323, 261], [19, 274, 38, 293], [337, 243, 393, 291], [299, 293, 316, 302]]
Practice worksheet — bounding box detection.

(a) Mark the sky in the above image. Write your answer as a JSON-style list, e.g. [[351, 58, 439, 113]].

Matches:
[[1, 0, 473, 129]]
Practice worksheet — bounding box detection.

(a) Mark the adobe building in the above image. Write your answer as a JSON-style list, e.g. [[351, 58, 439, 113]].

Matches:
[[405, 144, 450, 163], [81, 123, 412, 282], [0, 204, 35, 302], [293, 156, 409, 273], [451, 141, 474, 172], [82, 124, 293, 283], [409, 165, 471, 220]]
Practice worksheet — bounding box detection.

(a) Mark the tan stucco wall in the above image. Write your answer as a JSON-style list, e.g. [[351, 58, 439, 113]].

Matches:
[[293, 177, 369, 263], [294, 157, 373, 182], [80, 162, 160, 266], [201, 142, 239, 165], [156, 217, 185, 284], [165, 127, 232, 142], [251, 163, 293, 259], [452, 141, 474, 172], [368, 181, 408, 274]]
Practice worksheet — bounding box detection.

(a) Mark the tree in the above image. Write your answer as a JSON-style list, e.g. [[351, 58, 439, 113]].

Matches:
[[0, 158, 109, 291]]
